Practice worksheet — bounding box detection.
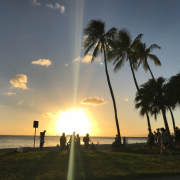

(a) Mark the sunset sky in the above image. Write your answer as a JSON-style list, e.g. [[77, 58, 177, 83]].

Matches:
[[0, 0, 180, 137]]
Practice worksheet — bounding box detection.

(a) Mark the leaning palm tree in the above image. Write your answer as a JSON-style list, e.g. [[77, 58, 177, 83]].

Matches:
[[107, 29, 151, 130], [83, 20, 121, 143], [135, 77, 172, 141]]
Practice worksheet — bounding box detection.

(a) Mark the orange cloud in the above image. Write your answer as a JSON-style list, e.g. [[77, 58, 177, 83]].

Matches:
[[81, 97, 107, 106]]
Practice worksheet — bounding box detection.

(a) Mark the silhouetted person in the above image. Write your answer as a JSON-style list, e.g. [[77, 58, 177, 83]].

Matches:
[[40, 130, 46, 151], [76, 134, 81, 150], [175, 127, 180, 143], [154, 129, 161, 146], [83, 134, 91, 150], [90, 142, 96, 151], [112, 135, 120, 151], [60, 133, 66, 151], [123, 136, 127, 145], [159, 128, 172, 156], [147, 128, 156, 154]]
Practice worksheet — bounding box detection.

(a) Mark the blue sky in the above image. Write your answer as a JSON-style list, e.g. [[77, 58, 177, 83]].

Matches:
[[0, 0, 180, 136]]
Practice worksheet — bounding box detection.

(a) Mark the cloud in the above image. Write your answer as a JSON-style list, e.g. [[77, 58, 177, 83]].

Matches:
[[65, 64, 69, 66], [10, 74, 28, 90], [81, 97, 107, 106], [83, 36, 88, 43], [31, 59, 52, 67], [32, 0, 41, 6], [43, 113, 53, 118], [30, 102, 34, 106], [125, 98, 128, 102], [18, 100, 23, 105], [46, 3, 65, 13], [4, 92, 16, 96], [73, 55, 101, 63], [46, 4, 54, 8]]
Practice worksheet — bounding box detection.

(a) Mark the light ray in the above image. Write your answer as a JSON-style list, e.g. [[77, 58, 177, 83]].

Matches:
[[67, 135, 75, 180], [73, 0, 84, 108]]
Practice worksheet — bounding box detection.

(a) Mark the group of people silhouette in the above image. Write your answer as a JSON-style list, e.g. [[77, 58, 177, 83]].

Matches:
[[147, 127, 180, 156], [39, 130, 93, 151], [60, 132, 92, 151]]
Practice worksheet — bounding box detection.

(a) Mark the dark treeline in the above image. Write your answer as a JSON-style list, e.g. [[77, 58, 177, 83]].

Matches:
[[83, 19, 180, 143]]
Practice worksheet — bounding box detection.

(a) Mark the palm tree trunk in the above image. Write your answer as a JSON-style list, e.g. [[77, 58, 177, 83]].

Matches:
[[146, 58, 155, 80], [129, 58, 151, 130], [161, 108, 172, 141], [168, 106, 176, 134], [103, 50, 121, 144]]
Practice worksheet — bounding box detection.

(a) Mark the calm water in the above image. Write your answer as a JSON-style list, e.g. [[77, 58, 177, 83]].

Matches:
[[0, 135, 147, 149]]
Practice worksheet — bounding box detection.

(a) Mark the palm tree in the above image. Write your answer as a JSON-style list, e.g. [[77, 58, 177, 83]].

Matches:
[[138, 43, 176, 134], [107, 29, 151, 130], [167, 73, 180, 106], [166, 72, 180, 132], [83, 20, 122, 143], [135, 77, 172, 141]]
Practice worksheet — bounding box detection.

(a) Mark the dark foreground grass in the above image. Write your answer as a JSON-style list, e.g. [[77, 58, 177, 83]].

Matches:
[[0, 149, 180, 180], [116, 144, 180, 155]]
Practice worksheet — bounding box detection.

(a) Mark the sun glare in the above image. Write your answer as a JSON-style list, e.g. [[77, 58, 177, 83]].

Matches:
[[57, 109, 90, 136]]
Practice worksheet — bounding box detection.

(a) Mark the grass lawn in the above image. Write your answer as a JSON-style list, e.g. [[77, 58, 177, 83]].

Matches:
[[0, 147, 180, 180], [116, 144, 180, 155]]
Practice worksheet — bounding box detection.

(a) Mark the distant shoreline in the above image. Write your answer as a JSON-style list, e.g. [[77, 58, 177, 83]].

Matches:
[[0, 135, 147, 138], [0, 143, 147, 152]]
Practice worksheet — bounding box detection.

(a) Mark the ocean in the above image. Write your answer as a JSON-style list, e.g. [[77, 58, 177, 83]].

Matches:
[[0, 135, 147, 149]]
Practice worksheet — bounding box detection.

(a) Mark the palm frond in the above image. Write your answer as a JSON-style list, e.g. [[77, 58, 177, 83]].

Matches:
[[84, 41, 96, 56], [131, 34, 143, 50], [118, 29, 132, 48], [106, 28, 117, 40], [84, 19, 105, 36], [148, 54, 161, 66], [148, 44, 161, 52], [114, 55, 126, 72], [91, 41, 101, 62], [142, 60, 149, 72]]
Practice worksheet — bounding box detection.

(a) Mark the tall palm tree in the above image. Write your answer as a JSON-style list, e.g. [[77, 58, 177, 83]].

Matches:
[[135, 77, 172, 141], [83, 20, 122, 143], [138, 42, 176, 134], [107, 29, 151, 130]]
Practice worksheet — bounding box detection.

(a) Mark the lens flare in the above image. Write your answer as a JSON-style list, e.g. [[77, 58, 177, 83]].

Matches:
[[73, 0, 84, 108], [67, 135, 75, 180]]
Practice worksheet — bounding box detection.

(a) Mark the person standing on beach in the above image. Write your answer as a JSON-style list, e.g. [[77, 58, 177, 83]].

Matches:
[[40, 130, 46, 151], [60, 133, 66, 151], [83, 134, 91, 150], [147, 128, 156, 154], [76, 134, 81, 151], [154, 129, 161, 147], [159, 128, 172, 156]]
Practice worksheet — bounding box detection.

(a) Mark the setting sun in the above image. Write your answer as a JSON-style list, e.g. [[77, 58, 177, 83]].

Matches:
[[57, 109, 90, 136]]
